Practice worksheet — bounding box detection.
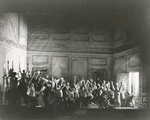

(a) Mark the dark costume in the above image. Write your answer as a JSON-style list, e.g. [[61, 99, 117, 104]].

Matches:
[[6, 73, 19, 106]]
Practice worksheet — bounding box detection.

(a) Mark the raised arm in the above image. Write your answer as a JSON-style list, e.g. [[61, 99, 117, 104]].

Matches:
[[119, 82, 123, 92], [85, 80, 89, 88], [41, 77, 49, 82], [38, 86, 46, 94], [28, 71, 36, 84], [110, 81, 115, 91]]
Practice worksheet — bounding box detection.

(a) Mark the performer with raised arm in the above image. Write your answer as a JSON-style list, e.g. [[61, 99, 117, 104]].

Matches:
[[119, 82, 126, 107], [36, 80, 47, 107], [73, 76, 80, 107], [81, 77, 85, 87], [64, 82, 71, 107], [18, 70, 28, 106], [26, 71, 36, 107], [55, 78, 64, 108], [110, 81, 122, 107], [79, 85, 87, 108], [36, 70, 41, 81], [73, 76, 76, 84], [66, 87, 75, 107], [102, 80, 107, 91]]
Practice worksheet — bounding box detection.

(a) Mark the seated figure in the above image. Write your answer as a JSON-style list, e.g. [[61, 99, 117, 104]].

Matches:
[[126, 93, 136, 107]]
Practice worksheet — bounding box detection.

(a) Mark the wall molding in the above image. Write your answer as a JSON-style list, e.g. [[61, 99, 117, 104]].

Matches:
[[0, 36, 27, 50], [113, 41, 138, 53], [113, 47, 140, 58], [32, 55, 49, 65], [32, 67, 49, 73], [27, 47, 113, 54], [91, 58, 107, 66], [27, 51, 112, 57]]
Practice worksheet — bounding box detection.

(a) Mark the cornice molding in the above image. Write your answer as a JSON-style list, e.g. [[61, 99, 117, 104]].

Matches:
[[113, 41, 139, 53], [27, 47, 113, 54], [0, 36, 27, 50]]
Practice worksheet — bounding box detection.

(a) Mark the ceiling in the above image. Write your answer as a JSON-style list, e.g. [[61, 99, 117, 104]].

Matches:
[[0, 0, 150, 31], [1, 0, 149, 15]]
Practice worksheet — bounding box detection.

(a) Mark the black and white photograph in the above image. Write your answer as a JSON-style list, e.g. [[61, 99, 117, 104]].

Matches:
[[0, 0, 150, 120]]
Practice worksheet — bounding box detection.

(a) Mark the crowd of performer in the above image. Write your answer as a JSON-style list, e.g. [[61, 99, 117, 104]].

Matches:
[[3, 69, 136, 109]]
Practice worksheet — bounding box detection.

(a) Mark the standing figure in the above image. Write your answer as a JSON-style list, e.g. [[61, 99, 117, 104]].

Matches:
[[26, 72, 37, 107], [7, 72, 18, 106], [120, 82, 126, 107], [55, 80, 64, 107], [79, 86, 87, 107], [110, 81, 122, 107], [73, 82, 80, 107], [35, 80, 46, 107], [18, 70, 28, 106], [27, 82, 36, 107], [66, 87, 75, 107]]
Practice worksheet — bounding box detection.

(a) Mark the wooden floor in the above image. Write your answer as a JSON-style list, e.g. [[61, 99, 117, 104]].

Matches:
[[0, 105, 149, 120]]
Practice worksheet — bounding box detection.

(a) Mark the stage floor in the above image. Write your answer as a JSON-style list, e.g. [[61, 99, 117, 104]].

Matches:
[[0, 105, 149, 120]]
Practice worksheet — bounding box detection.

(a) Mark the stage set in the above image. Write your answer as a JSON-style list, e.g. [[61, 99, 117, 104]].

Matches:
[[0, 0, 150, 113]]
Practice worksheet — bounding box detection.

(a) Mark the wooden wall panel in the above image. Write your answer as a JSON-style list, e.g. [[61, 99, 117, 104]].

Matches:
[[72, 34, 89, 41], [72, 57, 88, 81], [27, 21, 113, 53], [113, 56, 127, 73], [34, 33, 49, 40], [52, 56, 69, 79], [53, 33, 70, 40], [92, 34, 106, 42], [27, 51, 112, 82], [129, 53, 140, 67], [113, 48, 141, 73], [32, 55, 49, 65], [91, 58, 107, 66]]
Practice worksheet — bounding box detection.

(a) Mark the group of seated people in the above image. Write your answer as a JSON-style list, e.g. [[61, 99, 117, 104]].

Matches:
[[4, 69, 136, 109]]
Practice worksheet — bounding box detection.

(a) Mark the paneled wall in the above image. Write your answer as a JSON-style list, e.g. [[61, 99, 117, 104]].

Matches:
[[113, 47, 143, 106], [27, 15, 113, 54], [52, 56, 69, 79], [27, 51, 112, 82], [27, 15, 113, 82], [113, 47, 141, 74]]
